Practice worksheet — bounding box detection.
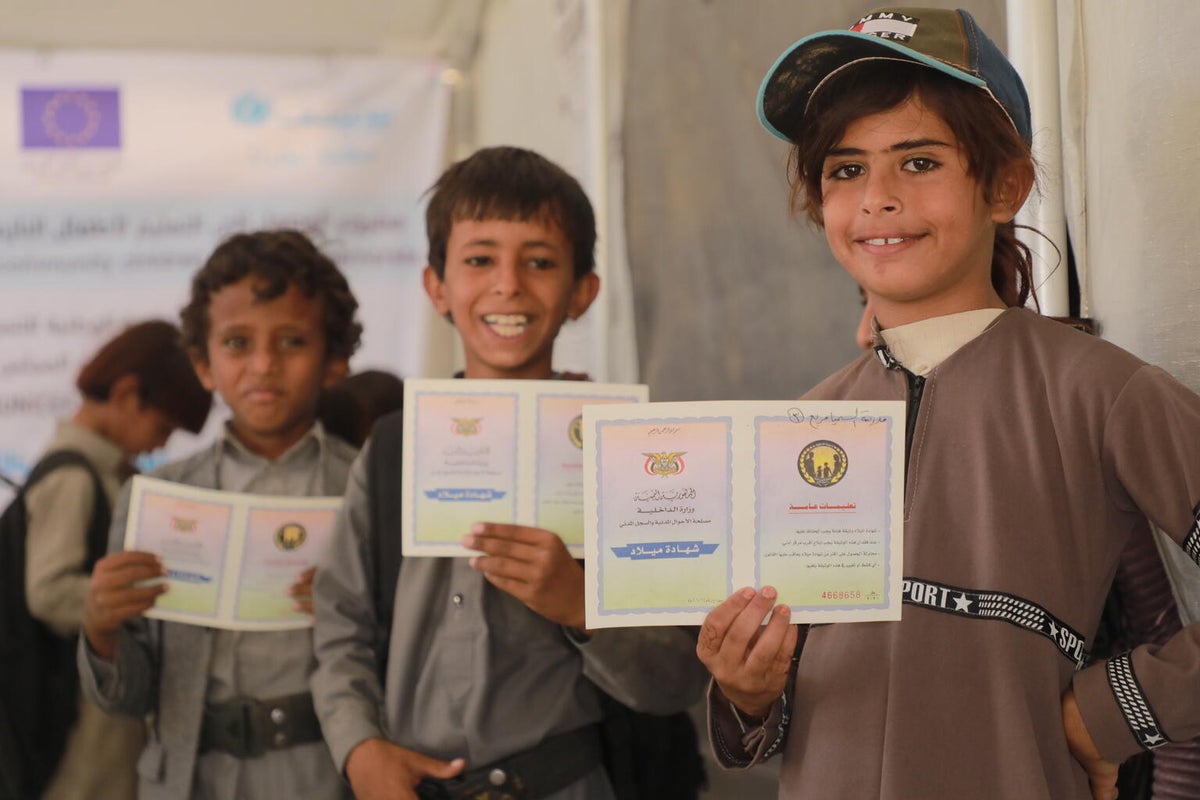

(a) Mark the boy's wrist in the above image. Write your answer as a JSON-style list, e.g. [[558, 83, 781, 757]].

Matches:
[[83, 625, 117, 661], [729, 699, 770, 732]]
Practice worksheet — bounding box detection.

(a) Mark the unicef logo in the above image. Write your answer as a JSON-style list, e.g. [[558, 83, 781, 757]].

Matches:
[[231, 92, 271, 124]]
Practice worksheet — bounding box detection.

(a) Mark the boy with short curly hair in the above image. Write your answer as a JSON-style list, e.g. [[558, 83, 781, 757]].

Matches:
[[80, 228, 362, 800]]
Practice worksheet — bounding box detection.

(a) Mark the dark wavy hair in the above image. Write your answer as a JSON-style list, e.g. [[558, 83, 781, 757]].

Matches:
[[180, 229, 363, 360], [425, 146, 596, 280], [788, 61, 1039, 309], [317, 369, 404, 447], [77, 319, 212, 433]]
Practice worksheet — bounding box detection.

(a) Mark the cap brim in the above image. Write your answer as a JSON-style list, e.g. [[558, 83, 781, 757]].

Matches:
[[757, 30, 986, 142]]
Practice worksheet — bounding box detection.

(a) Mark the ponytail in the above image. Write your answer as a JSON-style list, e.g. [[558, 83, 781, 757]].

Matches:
[[992, 222, 1038, 310]]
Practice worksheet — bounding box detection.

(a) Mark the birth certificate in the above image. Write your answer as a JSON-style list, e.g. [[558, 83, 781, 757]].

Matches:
[[124, 476, 341, 630], [584, 400, 905, 627], [402, 378, 648, 557]]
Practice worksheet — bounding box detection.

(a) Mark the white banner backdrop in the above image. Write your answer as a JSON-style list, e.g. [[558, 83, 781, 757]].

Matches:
[[0, 50, 449, 488]]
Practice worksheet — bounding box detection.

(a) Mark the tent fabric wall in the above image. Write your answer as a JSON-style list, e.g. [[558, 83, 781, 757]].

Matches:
[[468, 0, 639, 383]]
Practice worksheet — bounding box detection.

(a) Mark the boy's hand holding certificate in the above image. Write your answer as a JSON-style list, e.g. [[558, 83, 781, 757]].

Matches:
[[584, 400, 905, 628], [124, 475, 341, 630], [401, 378, 648, 557]]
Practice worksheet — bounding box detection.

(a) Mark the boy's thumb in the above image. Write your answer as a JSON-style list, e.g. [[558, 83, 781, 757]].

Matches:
[[425, 757, 466, 780]]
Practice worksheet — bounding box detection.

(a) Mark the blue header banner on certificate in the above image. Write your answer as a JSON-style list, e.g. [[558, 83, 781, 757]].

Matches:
[[123, 475, 342, 631], [401, 378, 649, 557], [584, 400, 905, 628]]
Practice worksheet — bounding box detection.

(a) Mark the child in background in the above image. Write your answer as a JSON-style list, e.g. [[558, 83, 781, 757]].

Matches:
[[697, 7, 1200, 800], [20, 319, 210, 800], [78, 229, 362, 800], [318, 368, 405, 447], [311, 146, 707, 800]]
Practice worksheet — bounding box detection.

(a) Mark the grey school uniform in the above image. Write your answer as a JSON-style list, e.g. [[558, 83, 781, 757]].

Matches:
[[311, 435, 710, 799], [79, 423, 357, 800]]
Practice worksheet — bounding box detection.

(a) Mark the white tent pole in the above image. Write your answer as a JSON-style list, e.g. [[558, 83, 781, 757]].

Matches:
[[1006, 0, 1069, 316], [584, 0, 611, 380]]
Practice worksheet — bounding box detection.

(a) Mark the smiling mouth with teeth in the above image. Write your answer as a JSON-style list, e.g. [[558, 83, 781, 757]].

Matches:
[[863, 237, 910, 246], [484, 313, 530, 337]]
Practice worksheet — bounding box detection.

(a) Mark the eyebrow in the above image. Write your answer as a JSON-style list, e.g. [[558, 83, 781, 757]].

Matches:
[[825, 138, 954, 157], [462, 238, 559, 250]]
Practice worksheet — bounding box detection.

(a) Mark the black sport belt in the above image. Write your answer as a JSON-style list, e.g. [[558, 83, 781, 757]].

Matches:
[[198, 691, 322, 758], [902, 576, 1090, 668], [416, 725, 602, 800]]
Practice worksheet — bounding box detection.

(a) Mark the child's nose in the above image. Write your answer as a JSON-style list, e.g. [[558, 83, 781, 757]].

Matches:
[[249, 345, 280, 374], [491, 258, 523, 296], [861, 172, 901, 215]]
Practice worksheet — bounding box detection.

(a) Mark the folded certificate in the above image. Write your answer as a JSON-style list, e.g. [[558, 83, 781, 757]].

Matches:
[[402, 378, 649, 557], [584, 400, 905, 628], [124, 476, 341, 631]]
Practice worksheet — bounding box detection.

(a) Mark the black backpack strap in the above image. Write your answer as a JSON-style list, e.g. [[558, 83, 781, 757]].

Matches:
[[597, 628, 708, 800], [1, 449, 111, 798], [367, 410, 405, 677], [24, 450, 111, 568]]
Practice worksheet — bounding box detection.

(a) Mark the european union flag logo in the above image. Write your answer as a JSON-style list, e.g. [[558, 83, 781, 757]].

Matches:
[[21, 88, 121, 149]]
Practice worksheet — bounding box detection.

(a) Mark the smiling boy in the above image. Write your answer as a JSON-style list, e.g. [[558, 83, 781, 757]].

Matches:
[[79, 229, 362, 800], [311, 146, 706, 800], [819, 99, 1013, 327], [425, 216, 597, 380]]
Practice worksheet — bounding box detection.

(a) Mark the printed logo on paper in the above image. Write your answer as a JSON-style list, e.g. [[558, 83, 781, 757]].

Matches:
[[21, 88, 122, 149], [451, 417, 482, 436], [850, 11, 919, 41], [797, 440, 848, 488], [643, 451, 686, 478], [170, 516, 199, 533], [568, 415, 584, 449], [275, 522, 307, 551]]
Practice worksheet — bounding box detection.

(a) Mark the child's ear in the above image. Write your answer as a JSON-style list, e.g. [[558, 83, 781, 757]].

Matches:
[[321, 356, 349, 390], [422, 266, 451, 318], [990, 161, 1035, 224], [189, 347, 217, 392], [566, 272, 601, 321]]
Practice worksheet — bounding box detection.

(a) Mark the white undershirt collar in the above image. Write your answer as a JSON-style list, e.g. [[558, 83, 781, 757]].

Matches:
[[876, 308, 1005, 376]]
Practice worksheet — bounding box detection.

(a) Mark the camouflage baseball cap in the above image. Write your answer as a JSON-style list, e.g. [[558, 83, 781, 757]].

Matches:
[[757, 7, 1032, 145]]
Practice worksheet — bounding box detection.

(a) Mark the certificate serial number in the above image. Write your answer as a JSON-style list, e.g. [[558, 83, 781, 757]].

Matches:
[[821, 590, 862, 600]]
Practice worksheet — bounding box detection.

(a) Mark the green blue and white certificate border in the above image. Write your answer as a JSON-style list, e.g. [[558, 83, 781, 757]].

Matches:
[[592, 414, 735, 619], [752, 413, 900, 615]]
